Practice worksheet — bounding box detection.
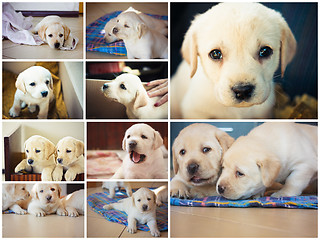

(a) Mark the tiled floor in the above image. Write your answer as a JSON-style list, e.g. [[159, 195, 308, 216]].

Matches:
[[87, 182, 168, 238], [2, 15, 83, 59], [86, 2, 168, 59]]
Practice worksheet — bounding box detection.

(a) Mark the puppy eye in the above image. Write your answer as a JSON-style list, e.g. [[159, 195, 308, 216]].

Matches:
[[202, 147, 211, 153], [236, 171, 245, 178], [124, 24, 130, 28], [59, 34, 63, 38], [51, 188, 55, 191], [209, 49, 223, 60], [46, 80, 50, 85], [30, 82, 36, 86], [40, 190, 44, 193], [117, 20, 119, 23], [147, 198, 151, 201], [57, 150, 60, 152], [259, 46, 273, 59], [179, 149, 186, 156], [35, 149, 41, 153], [120, 84, 127, 90], [48, 34, 53, 38], [26, 150, 29, 153], [66, 150, 71, 153], [127, 135, 130, 139], [22, 187, 25, 190], [141, 135, 148, 139], [137, 199, 141, 202]]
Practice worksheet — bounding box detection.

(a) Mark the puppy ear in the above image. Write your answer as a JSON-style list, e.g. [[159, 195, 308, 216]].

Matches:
[[257, 156, 281, 187], [133, 90, 148, 109], [152, 130, 163, 150], [38, 25, 47, 41], [152, 191, 157, 204], [171, 141, 179, 175], [15, 71, 27, 93], [122, 132, 127, 151], [30, 184, 39, 200], [49, 75, 53, 90], [56, 184, 62, 198], [75, 140, 84, 158], [63, 24, 71, 40], [137, 23, 147, 39], [4, 184, 15, 195], [215, 130, 235, 157], [279, 17, 297, 77], [42, 138, 55, 160], [181, 26, 198, 78]]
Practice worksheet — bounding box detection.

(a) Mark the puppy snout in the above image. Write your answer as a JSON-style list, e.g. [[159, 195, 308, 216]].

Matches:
[[54, 42, 60, 49], [41, 91, 48, 97], [46, 195, 52, 201], [187, 162, 199, 175], [57, 158, 63, 164], [27, 159, 34, 165], [129, 140, 137, 149], [232, 84, 255, 101], [113, 27, 118, 34], [142, 204, 148, 211], [217, 185, 226, 195], [102, 83, 109, 90]]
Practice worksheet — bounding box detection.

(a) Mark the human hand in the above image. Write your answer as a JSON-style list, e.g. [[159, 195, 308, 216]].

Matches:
[[147, 78, 168, 107]]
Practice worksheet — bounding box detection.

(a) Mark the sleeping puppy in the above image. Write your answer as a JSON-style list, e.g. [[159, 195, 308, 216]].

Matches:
[[171, 123, 234, 199], [9, 66, 54, 119], [102, 181, 132, 198], [103, 187, 160, 237], [171, 3, 296, 119], [101, 73, 168, 119], [61, 189, 84, 217], [2, 184, 30, 214], [111, 123, 168, 179], [28, 183, 67, 217], [53, 136, 84, 181], [216, 123, 318, 199], [33, 15, 76, 50], [113, 11, 168, 59], [15, 135, 56, 181]]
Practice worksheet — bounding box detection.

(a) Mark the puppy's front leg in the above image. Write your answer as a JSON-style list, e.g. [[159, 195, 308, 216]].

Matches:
[[28, 205, 46, 217], [37, 101, 49, 119], [127, 215, 137, 234], [9, 97, 22, 118], [14, 159, 32, 173], [65, 165, 83, 181], [41, 166, 54, 181], [147, 219, 160, 237], [56, 206, 68, 216], [170, 176, 190, 199], [52, 165, 64, 181], [10, 204, 27, 215], [111, 167, 124, 179]]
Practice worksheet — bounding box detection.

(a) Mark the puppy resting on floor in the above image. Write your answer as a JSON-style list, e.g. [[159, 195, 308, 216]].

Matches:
[[216, 123, 318, 199], [102, 73, 168, 119], [2, 184, 30, 214], [103, 187, 160, 237], [171, 123, 234, 198], [102, 181, 132, 198]]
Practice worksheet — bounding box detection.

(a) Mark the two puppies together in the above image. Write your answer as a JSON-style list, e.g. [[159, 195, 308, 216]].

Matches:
[[171, 123, 317, 200], [15, 135, 84, 181]]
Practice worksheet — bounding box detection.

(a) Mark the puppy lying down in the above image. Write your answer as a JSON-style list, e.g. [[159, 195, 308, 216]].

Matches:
[[2, 184, 30, 214]]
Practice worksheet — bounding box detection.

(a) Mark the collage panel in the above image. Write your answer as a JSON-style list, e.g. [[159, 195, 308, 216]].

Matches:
[[87, 181, 168, 238], [86, 61, 168, 119], [3, 2, 83, 59], [87, 122, 168, 180], [170, 122, 318, 237], [2, 121, 84, 181], [2, 61, 84, 119], [2, 183, 85, 238]]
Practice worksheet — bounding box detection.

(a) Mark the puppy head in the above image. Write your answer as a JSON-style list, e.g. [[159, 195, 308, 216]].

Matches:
[[216, 136, 281, 199], [56, 136, 84, 166], [24, 135, 55, 166], [31, 183, 61, 205], [4, 184, 30, 201], [112, 12, 147, 40], [182, 3, 296, 108], [15, 66, 53, 99], [132, 187, 156, 213], [101, 73, 148, 109], [122, 123, 163, 164], [172, 123, 234, 187], [104, 18, 120, 43], [39, 22, 70, 49]]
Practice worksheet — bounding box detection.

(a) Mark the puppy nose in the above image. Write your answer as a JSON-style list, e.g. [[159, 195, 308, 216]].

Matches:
[[57, 158, 63, 164], [27, 159, 34, 165], [232, 84, 255, 101], [103, 83, 109, 90], [113, 27, 118, 34], [217, 185, 225, 195], [54, 42, 60, 49], [142, 204, 148, 211], [46, 195, 52, 201], [41, 91, 48, 97], [129, 141, 137, 149], [187, 163, 199, 175]]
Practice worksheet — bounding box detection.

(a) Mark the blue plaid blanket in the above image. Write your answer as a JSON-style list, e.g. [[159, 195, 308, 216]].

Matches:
[[170, 195, 318, 209], [88, 189, 168, 232], [86, 11, 168, 56]]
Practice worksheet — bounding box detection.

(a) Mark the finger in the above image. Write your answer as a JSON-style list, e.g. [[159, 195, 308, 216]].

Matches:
[[147, 78, 168, 87], [154, 94, 168, 107]]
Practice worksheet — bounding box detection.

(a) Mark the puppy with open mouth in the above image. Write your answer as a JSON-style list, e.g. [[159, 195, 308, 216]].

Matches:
[[111, 123, 168, 179]]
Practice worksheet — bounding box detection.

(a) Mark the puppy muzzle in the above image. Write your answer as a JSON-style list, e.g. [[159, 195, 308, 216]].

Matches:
[[142, 204, 149, 212], [41, 91, 48, 98], [57, 158, 63, 164], [27, 159, 34, 165]]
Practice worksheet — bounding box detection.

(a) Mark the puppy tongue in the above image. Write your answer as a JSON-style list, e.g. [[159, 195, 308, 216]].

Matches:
[[132, 151, 141, 163]]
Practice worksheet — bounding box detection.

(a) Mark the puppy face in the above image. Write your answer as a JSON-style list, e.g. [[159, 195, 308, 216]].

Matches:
[[24, 135, 55, 167], [39, 22, 70, 49], [101, 73, 148, 109], [4, 184, 30, 201], [113, 12, 147, 40], [31, 183, 61, 205], [132, 188, 156, 213], [15, 66, 53, 99], [182, 3, 296, 108], [56, 137, 84, 166], [172, 123, 234, 187], [216, 137, 281, 199], [122, 124, 163, 164], [104, 18, 119, 43]]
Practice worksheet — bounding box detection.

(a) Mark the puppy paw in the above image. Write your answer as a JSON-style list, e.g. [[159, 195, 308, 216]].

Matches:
[[150, 228, 161, 237], [20, 101, 27, 109], [57, 208, 68, 216], [68, 210, 79, 217], [170, 188, 190, 199], [15, 209, 27, 215], [52, 171, 63, 181], [9, 107, 20, 118], [103, 204, 113, 210], [127, 225, 137, 234], [28, 105, 36, 113], [65, 170, 77, 181], [271, 190, 294, 198], [35, 210, 46, 217]]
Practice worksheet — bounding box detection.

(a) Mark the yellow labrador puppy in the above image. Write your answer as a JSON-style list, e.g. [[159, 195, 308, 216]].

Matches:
[[103, 187, 160, 237], [2, 184, 30, 214], [53, 136, 84, 181], [28, 183, 67, 217], [61, 189, 84, 217], [153, 185, 168, 206], [15, 135, 56, 181], [171, 123, 234, 198], [101, 73, 168, 119], [9, 66, 54, 119], [111, 123, 168, 179], [113, 11, 168, 59], [171, 3, 296, 118], [102, 181, 132, 198], [217, 123, 317, 199]]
